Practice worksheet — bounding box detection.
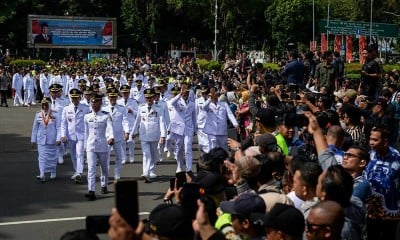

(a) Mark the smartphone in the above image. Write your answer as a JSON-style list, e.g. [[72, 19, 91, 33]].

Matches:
[[169, 177, 176, 190], [181, 183, 204, 207], [115, 179, 139, 228], [86, 215, 110, 234], [175, 171, 186, 189]]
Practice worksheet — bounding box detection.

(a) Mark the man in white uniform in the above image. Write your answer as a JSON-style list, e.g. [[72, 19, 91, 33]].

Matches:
[[12, 68, 24, 106], [84, 94, 114, 200], [61, 89, 90, 183], [203, 87, 239, 151], [195, 86, 211, 154], [117, 85, 138, 164], [131, 88, 167, 182], [103, 88, 128, 180], [168, 86, 196, 172]]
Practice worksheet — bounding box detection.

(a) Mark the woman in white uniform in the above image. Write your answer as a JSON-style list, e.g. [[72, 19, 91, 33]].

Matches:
[[31, 97, 61, 182]]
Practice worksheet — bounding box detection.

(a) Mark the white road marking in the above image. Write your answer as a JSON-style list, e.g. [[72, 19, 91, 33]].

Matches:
[[0, 212, 150, 226]]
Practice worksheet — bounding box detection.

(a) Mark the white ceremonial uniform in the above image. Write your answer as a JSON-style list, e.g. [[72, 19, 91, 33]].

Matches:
[[39, 73, 50, 98], [131, 103, 167, 177], [130, 86, 145, 104], [203, 99, 239, 151], [84, 110, 114, 192], [168, 94, 196, 172], [117, 97, 139, 163], [65, 77, 79, 96], [61, 103, 90, 175], [53, 96, 69, 162], [195, 96, 210, 153], [12, 72, 23, 106], [31, 109, 61, 178], [23, 73, 36, 106], [155, 99, 170, 162], [102, 103, 128, 179], [50, 74, 64, 87]]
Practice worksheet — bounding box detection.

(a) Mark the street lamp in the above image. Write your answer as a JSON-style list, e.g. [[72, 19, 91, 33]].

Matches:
[[153, 41, 158, 57], [326, 0, 330, 50], [312, 0, 315, 50], [214, 0, 218, 61], [370, 0, 373, 43]]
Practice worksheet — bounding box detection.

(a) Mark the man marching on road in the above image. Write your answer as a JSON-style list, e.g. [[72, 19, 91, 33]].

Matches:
[[117, 85, 138, 164], [131, 88, 167, 182], [84, 94, 114, 201], [167, 85, 196, 172], [61, 89, 90, 183], [103, 87, 129, 180]]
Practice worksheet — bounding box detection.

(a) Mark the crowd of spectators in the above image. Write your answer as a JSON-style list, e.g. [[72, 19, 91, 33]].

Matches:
[[1, 45, 400, 240]]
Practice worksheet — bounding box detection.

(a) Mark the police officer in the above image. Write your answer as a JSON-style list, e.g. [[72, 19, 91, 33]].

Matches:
[[195, 86, 211, 154], [48, 84, 67, 164], [168, 85, 196, 172], [103, 87, 128, 180], [153, 85, 170, 162], [31, 97, 61, 182], [203, 87, 239, 151], [61, 89, 90, 183], [117, 85, 138, 164], [131, 88, 167, 181], [130, 79, 145, 104], [84, 94, 114, 200], [80, 86, 93, 108]]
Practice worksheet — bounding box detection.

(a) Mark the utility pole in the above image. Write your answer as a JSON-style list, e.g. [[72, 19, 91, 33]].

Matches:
[[214, 0, 218, 61]]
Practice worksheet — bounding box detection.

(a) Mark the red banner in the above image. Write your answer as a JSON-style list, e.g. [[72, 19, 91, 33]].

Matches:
[[359, 35, 367, 64], [346, 35, 353, 63], [310, 41, 317, 52], [334, 35, 341, 53], [321, 34, 327, 53]]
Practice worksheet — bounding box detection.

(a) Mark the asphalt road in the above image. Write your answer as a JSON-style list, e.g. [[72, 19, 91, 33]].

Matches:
[[0, 99, 194, 240]]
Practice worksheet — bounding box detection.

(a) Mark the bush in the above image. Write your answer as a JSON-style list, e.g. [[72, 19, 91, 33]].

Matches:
[[196, 59, 222, 71], [89, 58, 108, 67], [9, 59, 46, 68]]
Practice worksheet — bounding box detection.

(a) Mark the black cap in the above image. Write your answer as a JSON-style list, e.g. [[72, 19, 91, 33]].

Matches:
[[90, 94, 102, 103], [144, 88, 155, 98], [148, 204, 192, 238], [83, 86, 93, 95], [220, 192, 266, 218], [120, 85, 131, 93], [107, 87, 119, 97], [69, 88, 82, 98], [255, 109, 276, 128]]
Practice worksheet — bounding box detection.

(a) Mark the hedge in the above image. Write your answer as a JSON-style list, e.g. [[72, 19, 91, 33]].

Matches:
[[9, 59, 46, 68]]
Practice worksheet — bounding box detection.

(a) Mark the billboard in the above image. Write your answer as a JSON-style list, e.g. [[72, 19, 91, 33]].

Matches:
[[27, 15, 117, 49]]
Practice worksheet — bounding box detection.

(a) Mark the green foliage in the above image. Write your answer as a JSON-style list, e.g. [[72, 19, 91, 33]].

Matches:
[[264, 63, 280, 71], [9, 59, 46, 68], [89, 58, 108, 67], [196, 59, 222, 71]]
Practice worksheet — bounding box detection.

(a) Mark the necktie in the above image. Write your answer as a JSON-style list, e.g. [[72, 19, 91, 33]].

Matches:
[[111, 106, 114, 113], [74, 106, 77, 113], [125, 99, 127, 105], [148, 106, 151, 112]]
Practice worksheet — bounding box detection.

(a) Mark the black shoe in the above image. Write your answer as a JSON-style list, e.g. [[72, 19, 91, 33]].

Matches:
[[84, 191, 96, 201], [36, 175, 45, 183], [74, 174, 83, 184], [101, 187, 108, 194]]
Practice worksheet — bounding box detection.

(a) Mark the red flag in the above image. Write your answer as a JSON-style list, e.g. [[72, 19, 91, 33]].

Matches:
[[359, 35, 367, 64], [321, 34, 327, 52], [346, 35, 353, 63], [334, 35, 341, 53]]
